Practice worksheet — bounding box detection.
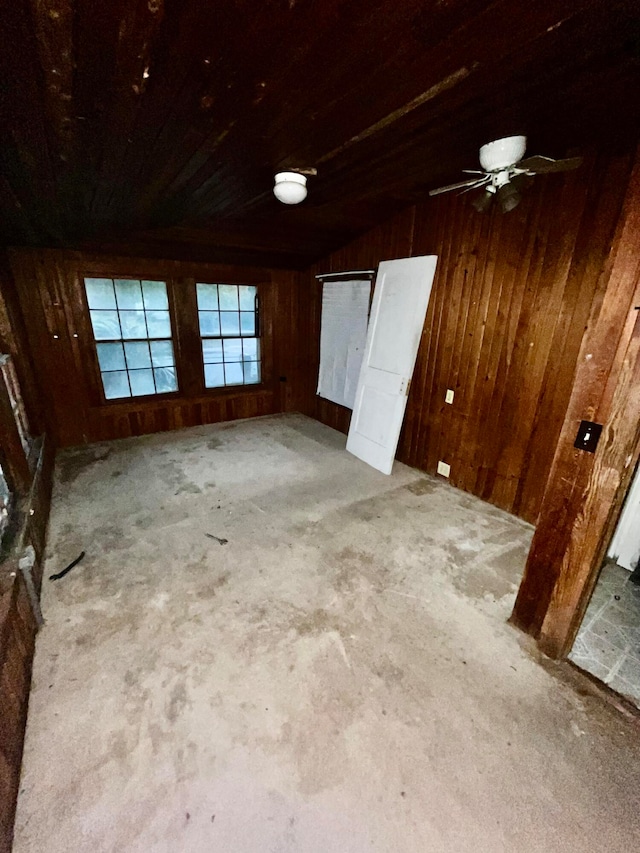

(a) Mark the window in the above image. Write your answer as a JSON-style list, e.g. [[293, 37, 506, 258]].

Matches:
[[84, 278, 178, 400], [196, 283, 261, 388]]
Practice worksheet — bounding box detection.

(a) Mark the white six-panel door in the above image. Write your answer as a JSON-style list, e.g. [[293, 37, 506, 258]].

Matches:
[[346, 255, 437, 474]]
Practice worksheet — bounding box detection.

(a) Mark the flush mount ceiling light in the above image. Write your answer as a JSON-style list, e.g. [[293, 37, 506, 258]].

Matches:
[[273, 171, 307, 204]]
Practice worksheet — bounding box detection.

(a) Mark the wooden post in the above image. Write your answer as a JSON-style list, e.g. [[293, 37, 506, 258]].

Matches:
[[511, 144, 640, 658]]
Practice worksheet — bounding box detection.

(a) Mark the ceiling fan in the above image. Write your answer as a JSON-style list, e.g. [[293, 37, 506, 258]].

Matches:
[[428, 135, 582, 213]]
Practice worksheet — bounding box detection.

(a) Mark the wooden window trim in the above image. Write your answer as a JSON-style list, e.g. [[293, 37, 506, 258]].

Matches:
[[75, 271, 273, 407], [194, 281, 264, 395], [78, 274, 182, 407]]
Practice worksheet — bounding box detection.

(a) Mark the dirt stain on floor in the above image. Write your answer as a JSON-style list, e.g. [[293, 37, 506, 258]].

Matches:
[[406, 478, 438, 496], [57, 447, 111, 484], [294, 608, 336, 636]]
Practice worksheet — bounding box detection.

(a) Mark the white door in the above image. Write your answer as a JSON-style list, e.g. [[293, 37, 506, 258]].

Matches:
[[346, 255, 437, 474], [608, 461, 640, 571]]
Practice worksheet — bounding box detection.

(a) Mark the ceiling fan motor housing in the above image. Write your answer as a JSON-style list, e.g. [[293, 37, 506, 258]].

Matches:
[[479, 135, 527, 171]]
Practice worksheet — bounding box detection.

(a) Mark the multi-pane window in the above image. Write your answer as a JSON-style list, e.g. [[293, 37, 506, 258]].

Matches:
[[196, 283, 261, 388], [85, 278, 178, 400]]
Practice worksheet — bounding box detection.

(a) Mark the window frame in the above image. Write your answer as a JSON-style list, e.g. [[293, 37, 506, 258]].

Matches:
[[76, 270, 271, 408], [195, 281, 263, 393], [80, 274, 182, 406]]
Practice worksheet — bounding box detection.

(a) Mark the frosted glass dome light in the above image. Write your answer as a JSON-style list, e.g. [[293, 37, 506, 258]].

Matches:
[[479, 135, 527, 171], [273, 171, 307, 204]]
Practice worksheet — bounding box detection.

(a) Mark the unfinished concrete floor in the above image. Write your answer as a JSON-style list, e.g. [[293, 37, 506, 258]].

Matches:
[[14, 414, 640, 852]]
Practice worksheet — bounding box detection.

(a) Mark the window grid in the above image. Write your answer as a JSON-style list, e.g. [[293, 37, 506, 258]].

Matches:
[[197, 283, 261, 389], [84, 278, 178, 400]]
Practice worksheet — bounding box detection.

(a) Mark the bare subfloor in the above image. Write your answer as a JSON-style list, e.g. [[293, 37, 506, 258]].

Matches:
[[14, 414, 640, 852]]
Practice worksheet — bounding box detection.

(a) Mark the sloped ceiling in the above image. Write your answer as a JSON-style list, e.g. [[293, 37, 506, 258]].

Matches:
[[0, 0, 638, 268]]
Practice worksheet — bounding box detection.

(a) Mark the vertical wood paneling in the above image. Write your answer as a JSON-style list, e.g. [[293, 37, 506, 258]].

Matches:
[[7, 250, 302, 447], [512, 146, 640, 654], [0, 434, 54, 853], [300, 145, 637, 523], [0, 254, 44, 434], [0, 570, 36, 853]]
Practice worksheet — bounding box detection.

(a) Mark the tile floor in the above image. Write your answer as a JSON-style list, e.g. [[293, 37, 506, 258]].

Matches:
[[569, 560, 640, 708]]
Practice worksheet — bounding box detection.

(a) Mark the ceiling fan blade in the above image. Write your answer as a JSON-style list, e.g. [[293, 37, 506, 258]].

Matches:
[[462, 169, 485, 175], [517, 155, 583, 174], [429, 177, 489, 196], [458, 176, 492, 195], [510, 173, 534, 192]]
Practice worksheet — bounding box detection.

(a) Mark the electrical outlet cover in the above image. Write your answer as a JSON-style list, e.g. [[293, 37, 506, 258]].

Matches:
[[437, 461, 451, 477], [445, 389, 454, 404]]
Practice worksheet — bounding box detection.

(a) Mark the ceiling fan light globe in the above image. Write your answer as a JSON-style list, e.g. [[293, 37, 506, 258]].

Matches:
[[497, 181, 521, 213], [273, 172, 307, 204], [479, 135, 527, 171], [471, 189, 494, 213]]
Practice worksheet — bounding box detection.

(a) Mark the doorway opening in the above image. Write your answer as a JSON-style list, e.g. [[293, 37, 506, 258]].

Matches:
[[569, 459, 640, 708]]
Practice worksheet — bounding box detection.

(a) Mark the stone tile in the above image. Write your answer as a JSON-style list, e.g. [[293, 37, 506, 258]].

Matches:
[[578, 628, 626, 673], [580, 596, 611, 630], [616, 653, 640, 688], [598, 562, 629, 591], [571, 564, 640, 705], [568, 653, 613, 684], [589, 616, 631, 652], [619, 625, 640, 656], [600, 602, 640, 629], [570, 635, 590, 658], [618, 581, 640, 607], [607, 674, 640, 708]]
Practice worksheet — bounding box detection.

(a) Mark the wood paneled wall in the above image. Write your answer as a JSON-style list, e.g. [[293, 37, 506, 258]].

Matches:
[[513, 146, 640, 655], [0, 256, 54, 853], [7, 250, 303, 447], [0, 570, 36, 853], [299, 145, 638, 524], [0, 254, 44, 434], [0, 437, 54, 853]]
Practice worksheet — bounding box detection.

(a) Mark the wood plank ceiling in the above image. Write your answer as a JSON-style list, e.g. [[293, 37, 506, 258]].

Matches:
[[0, 0, 638, 269]]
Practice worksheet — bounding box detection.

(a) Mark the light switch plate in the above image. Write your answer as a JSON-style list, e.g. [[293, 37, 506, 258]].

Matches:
[[574, 420, 602, 453], [437, 460, 451, 477], [445, 389, 454, 404]]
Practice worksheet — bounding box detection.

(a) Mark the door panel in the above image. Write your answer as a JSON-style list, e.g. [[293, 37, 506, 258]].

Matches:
[[346, 255, 437, 474]]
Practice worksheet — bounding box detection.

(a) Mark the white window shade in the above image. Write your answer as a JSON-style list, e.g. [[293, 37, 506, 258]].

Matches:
[[317, 280, 371, 410]]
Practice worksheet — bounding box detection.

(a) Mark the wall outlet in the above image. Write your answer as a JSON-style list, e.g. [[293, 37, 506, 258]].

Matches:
[[437, 460, 451, 478], [445, 388, 454, 404]]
